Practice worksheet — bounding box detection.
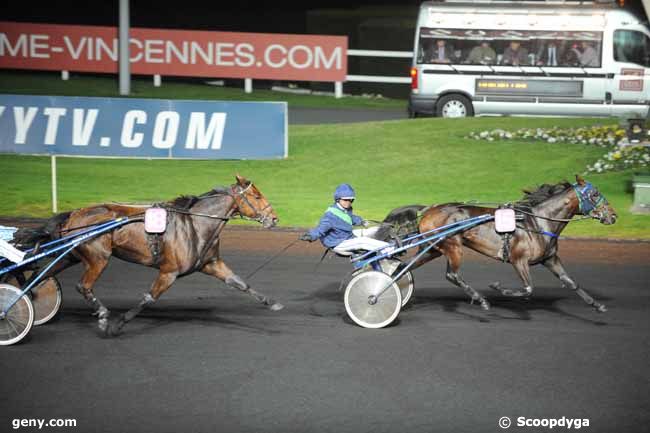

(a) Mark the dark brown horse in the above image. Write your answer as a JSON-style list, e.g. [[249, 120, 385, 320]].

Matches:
[[15, 174, 282, 336], [380, 175, 617, 312]]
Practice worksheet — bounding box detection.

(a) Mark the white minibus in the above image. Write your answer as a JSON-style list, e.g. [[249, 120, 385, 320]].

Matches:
[[408, 0, 650, 118]]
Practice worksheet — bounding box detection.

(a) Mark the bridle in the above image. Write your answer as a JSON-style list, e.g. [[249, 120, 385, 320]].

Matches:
[[572, 182, 609, 219], [230, 182, 274, 226]]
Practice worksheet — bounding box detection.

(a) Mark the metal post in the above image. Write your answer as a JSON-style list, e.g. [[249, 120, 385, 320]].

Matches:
[[335, 82, 343, 98], [244, 78, 253, 93], [51, 155, 58, 213], [119, 0, 130, 95]]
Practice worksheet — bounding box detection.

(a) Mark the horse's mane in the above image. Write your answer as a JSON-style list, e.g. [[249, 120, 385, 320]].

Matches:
[[167, 186, 232, 210], [516, 181, 572, 207], [168, 195, 200, 210]]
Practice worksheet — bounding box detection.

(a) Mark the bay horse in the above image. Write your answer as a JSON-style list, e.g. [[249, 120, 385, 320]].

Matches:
[[380, 175, 617, 312], [14, 175, 282, 336]]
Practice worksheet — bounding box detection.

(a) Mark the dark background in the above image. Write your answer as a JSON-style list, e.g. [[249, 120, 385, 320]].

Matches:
[[1, 1, 647, 97]]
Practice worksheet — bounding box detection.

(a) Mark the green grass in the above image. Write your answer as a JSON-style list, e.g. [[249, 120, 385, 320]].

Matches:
[[2, 116, 648, 239], [0, 71, 406, 110]]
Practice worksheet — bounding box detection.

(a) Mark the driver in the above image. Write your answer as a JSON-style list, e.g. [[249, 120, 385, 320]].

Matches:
[[299, 183, 393, 255]]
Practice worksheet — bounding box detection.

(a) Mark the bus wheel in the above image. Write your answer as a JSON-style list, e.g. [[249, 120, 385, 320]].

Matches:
[[436, 94, 474, 118]]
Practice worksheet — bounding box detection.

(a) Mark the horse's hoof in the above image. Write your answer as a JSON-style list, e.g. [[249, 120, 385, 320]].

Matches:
[[269, 302, 284, 311], [595, 304, 607, 313], [110, 315, 127, 336], [98, 316, 109, 334], [106, 323, 123, 337], [480, 300, 491, 311], [489, 282, 501, 292], [98, 316, 124, 337]]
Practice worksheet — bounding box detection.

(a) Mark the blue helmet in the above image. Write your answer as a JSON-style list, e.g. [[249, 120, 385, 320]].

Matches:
[[333, 183, 356, 201]]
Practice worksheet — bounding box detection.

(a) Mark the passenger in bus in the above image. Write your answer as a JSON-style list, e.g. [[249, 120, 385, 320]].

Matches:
[[501, 41, 529, 66], [578, 41, 599, 67], [562, 42, 582, 66], [465, 41, 497, 65], [427, 39, 456, 63], [536, 41, 563, 67]]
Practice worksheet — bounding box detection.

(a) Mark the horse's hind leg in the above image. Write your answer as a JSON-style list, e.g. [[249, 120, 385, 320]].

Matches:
[[75, 254, 111, 333], [107, 271, 178, 336], [409, 246, 442, 271], [201, 260, 284, 311], [542, 255, 606, 313], [443, 241, 490, 310], [490, 259, 534, 298]]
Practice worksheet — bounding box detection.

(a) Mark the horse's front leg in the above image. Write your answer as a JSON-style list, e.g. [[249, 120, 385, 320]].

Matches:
[[106, 271, 178, 336], [542, 255, 606, 313], [201, 260, 284, 311], [490, 259, 534, 298]]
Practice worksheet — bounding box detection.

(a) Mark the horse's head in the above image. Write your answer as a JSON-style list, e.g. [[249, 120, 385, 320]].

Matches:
[[573, 175, 617, 225], [231, 174, 278, 228]]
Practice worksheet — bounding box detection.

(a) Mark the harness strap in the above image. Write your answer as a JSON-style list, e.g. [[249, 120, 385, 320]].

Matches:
[[327, 206, 353, 225], [147, 232, 163, 265], [501, 232, 512, 263], [190, 204, 235, 273], [145, 203, 167, 266]]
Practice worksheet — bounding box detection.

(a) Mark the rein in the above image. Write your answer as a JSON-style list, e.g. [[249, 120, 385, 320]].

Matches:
[[160, 182, 272, 224], [459, 181, 604, 224], [56, 214, 145, 235], [457, 203, 591, 223], [57, 181, 271, 238], [245, 237, 301, 280], [165, 208, 230, 220], [513, 208, 592, 223]]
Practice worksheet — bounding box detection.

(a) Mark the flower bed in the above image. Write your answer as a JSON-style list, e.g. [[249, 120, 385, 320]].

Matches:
[[467, 125, 650, 173]]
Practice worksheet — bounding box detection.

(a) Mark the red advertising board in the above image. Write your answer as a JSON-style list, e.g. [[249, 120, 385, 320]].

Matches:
[[0, 22, 348, 82]]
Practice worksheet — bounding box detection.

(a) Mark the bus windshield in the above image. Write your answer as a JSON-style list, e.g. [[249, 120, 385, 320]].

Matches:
[[417, 28, 603, 68]]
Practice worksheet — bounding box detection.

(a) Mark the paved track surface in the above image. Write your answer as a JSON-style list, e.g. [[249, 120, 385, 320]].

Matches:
[[2, 229, 649, 433]]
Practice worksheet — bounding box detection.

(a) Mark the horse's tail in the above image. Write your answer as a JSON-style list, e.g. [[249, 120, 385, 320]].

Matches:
[[12, 211, 72, 249], [374, 205, 427, 242]]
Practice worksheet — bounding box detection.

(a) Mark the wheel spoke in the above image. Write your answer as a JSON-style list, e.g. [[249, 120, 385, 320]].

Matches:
[[3, 317, 22, 338]]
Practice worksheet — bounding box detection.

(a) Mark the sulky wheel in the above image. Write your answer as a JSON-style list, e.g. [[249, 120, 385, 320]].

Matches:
[[6, 272, 62, 326], [344, 271, 402, 329], [0, 283, 34, 346], [31, 278, 62, 326], [378, 259, 414, 307]]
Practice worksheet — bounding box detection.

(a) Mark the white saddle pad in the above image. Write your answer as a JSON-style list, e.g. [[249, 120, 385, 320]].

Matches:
[[495, 209, 516, 233], [144, 208, 167, 233]]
